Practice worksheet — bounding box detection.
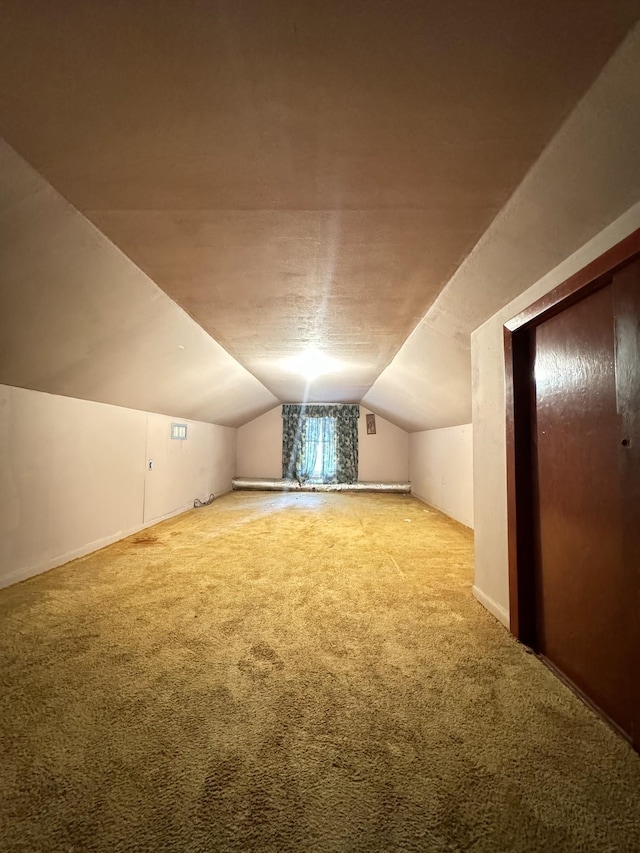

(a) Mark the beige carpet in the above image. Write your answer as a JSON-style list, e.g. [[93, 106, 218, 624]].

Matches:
[[1, 492, 639, 852]]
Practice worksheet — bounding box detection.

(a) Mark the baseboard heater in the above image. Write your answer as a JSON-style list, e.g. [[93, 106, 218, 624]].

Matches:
[[232, 478, 411, 494]]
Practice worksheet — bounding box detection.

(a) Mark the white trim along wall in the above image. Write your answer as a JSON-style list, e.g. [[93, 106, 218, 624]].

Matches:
[[472, 202, 640, 627], [0, 385, 236, 588]]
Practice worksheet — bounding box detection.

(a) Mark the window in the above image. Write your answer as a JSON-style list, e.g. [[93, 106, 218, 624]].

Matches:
[[282, 404, 359, 484], [302, 416, 336, 482]]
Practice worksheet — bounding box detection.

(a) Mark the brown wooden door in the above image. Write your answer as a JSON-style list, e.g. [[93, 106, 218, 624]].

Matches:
[[532, 261, 639, 745], [613, 259, 640, 746]]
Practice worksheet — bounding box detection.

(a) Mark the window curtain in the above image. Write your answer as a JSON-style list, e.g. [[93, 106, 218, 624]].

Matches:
[[282, 404, 359, 483], [334, 405, 359, 483]]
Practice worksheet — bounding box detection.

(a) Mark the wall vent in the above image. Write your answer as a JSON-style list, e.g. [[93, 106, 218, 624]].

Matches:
[[171, 423, 188, 440]]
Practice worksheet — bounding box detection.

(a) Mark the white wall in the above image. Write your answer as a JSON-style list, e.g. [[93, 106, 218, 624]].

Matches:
[[0, 385, 236, 588], [358, 407, 408, 482], [471, 202, 640, 628], [236, 405, 409, 481], [235, 406, 283, 478], [409, 425, 473, 528], [143, 413, 235, 523]]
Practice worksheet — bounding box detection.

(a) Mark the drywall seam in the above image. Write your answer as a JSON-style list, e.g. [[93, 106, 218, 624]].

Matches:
[[472, 585, 509, 628]]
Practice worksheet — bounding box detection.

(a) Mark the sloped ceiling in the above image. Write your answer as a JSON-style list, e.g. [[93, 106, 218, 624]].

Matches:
[[364, 23, 640, 430], [0, 141, 278, 426], [0, 2, 639, 428]]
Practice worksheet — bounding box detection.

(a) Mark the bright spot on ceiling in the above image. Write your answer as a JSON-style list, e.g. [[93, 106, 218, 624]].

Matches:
[[282, 348, 343, 379]]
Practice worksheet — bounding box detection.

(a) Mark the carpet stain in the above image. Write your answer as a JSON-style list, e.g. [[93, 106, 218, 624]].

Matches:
[[220, 616, 245, 636], [0, 491, 639, 852], [238, 642, 285, 680], [131, 535, 159, 546]]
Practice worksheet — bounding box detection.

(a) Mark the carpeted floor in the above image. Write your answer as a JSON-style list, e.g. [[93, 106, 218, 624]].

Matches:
[[1, 492, 639, 852]]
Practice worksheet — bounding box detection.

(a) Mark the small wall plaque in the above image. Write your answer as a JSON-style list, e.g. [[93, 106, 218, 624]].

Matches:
[[366, 413, 376, 435]]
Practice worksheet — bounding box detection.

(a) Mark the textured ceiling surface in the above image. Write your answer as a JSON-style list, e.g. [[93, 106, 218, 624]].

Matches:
[[364, 24, 640, 430], [0, 141, 278, 427], [1, 0, 638, 413]]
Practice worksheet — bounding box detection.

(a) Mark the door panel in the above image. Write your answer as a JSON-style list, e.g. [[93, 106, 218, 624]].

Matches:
[[532, 281, 636, 740], [613, 259, 640, 743]]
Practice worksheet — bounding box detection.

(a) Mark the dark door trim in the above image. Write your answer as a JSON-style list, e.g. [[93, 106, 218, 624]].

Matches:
[[504, 228, 640, 644]]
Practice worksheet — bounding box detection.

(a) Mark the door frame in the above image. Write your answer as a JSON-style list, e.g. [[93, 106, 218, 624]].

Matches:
[[504, 228, 640, 646]]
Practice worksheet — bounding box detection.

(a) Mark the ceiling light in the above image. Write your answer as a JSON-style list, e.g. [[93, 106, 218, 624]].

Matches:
[[283, 348, 342, 379]]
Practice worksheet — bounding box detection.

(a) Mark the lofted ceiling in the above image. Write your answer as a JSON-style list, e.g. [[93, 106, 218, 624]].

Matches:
[[364, 23, 640, 429], [0, 140, 279, 427], [1, 1, 639, 428]]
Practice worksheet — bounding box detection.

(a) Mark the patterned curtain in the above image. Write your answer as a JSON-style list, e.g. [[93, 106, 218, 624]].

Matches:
[[334, 405, 359, 483], [282, 404, 359, 483], [282, 405, 304, 480]]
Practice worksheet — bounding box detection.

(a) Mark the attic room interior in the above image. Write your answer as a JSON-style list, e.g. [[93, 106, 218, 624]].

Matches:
[[1, 2, 639, 851]]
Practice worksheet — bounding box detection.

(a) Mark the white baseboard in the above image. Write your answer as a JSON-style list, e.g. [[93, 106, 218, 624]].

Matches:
[[0, 488, 232, 591], [1, 525, 144, 590], [142, 501, 194, 527], [472, 585, 510, 628], [411, 490, 473, 530]]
